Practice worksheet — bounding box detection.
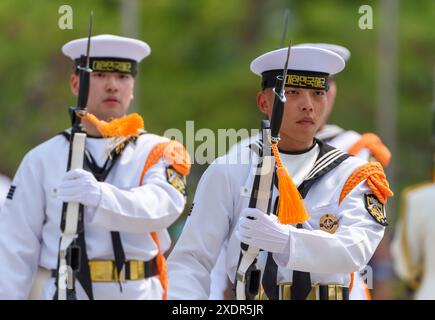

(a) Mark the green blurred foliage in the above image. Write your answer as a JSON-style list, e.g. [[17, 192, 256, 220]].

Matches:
[[0, 0, 433, 298]]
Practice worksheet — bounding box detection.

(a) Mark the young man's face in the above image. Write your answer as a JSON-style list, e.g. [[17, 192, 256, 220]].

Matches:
[[257, 87, 327, 148], [70, 71, 135, 121]]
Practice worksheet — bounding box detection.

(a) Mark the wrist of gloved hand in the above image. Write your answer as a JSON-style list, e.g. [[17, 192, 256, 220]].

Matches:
[[235, 207, 290, 253]]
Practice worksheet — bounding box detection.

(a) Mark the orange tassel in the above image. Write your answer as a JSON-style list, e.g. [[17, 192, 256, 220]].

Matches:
[[271, 143, 310, 225], [81, 112, 144, 138]]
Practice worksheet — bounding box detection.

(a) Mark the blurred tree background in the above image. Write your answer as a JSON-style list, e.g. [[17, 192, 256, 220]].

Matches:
[[0, 0, 433, 299]]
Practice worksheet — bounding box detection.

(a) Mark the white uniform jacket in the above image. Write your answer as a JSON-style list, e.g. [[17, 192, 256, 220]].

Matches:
[[168, 139, 386, 299], [0, 131, 186, 299]]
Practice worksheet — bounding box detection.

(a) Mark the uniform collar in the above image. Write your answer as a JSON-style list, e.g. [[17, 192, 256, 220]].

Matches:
[[278, 139, 317, 155]]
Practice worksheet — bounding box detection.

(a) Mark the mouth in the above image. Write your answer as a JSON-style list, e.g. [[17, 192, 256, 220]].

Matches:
[[103, 97, 120, 105], [296, 117, 315, 125]]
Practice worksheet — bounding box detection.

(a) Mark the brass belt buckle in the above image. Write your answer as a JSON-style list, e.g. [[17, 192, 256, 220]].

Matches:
[[328, 284, 344, 300], [308, 284, 319, 300], [278, 282, 320, 300], [113, 262, 126, 283], [128, 260, 145, 280], [278, 282, 292, 300]]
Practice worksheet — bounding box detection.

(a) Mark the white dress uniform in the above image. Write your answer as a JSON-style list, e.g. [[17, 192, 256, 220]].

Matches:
[[0, 133, 186, 299], [168, 137, 387, 299], [391, 183, 435, 299], [0, 34, 187, 300], [202, 45, 391, 300], [209, 127, 381, 299]]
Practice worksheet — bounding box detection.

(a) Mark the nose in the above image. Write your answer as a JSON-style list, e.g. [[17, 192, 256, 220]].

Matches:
[[105, 74, 118, 93], [300, 90, 314, 112]]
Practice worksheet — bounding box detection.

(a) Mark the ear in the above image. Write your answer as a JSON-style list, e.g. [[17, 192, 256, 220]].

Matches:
[[256, 90, 272, 118], [70, 74, 79, 96]]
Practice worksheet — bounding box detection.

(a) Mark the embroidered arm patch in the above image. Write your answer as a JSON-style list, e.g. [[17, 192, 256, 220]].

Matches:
[[364, 193, 388, 226], [166, 166, 186, 196]]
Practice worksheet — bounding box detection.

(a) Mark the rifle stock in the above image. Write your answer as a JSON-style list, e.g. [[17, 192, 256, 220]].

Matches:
[[56, 13, 93, 300]]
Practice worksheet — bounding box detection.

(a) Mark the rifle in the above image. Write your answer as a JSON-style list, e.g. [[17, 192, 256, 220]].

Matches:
[[56, 12, 93, 300], [234, 31, 293, 299]]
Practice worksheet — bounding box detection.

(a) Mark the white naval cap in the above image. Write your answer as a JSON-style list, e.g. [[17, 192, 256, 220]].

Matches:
[[251, 46, 345, 76], [62, 34, 151, 75], [251, 46, 345, 91], [293, 43, 351, 62]]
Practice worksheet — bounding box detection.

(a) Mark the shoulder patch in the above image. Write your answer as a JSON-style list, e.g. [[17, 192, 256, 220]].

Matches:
[[7, 185, 16, 200], [166, 166, 186, 196], [364, 194, 388, 226]]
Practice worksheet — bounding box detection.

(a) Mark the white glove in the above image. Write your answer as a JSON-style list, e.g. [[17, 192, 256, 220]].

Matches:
[[235, 208, 290, 253], [56, 168, 102, 208]]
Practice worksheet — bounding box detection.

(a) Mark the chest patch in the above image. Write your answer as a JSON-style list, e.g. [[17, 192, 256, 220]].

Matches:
[[319, 213, 339, 234]]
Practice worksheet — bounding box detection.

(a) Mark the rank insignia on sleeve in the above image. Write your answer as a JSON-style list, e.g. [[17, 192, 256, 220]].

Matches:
[[364, 194, 388, 226], [319, 214, 339, 234], [166, 166, 186, 196], [7, 185, 16, 200], [187, 202, 194, 216]]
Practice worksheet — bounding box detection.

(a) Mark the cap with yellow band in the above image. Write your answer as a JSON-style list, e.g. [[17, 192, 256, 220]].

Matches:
[[251, 46, 345, 91], [62, 34, 151, 76]]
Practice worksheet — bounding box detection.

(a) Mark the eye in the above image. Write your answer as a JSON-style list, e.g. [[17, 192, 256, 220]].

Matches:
[[118, 73, 128, 79], [285, 89, 299, 95], [314, 90, 325, 96], [93, 72, 105, 78]]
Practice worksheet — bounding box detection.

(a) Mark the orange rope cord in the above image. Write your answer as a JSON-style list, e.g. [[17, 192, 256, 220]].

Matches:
[[347, 133, 391, 167], [139, 140, 191, 300], [149, 232, 168, 300], [363, 282, 372, 300], [80, 112, 144, 138], [339, 162, 393, 205], [349, 272, 354, 293]]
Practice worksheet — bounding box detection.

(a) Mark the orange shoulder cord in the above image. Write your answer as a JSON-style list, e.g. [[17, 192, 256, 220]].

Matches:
[[271, 143, 310, 225], [80, 112, 144, 138], [339, 161, 393, 206], [140, 140, 191, 300], [347, 133, 391, 167]]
